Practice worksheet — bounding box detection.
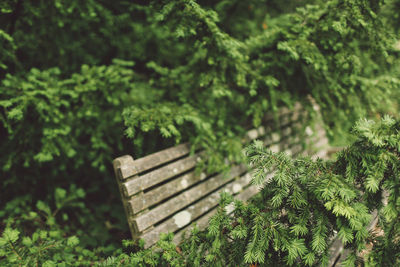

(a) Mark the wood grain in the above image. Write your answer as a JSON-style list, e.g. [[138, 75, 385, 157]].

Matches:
[[139, 171, 253, 247], [113, 155, 136, 180], [128, 170, 208, 214], [115, 143, 191, 180], [132, 164, 247, 232], [112, 101, 334, 249], [132, 143, 191, 174], [172, 183, 262, 245], [122, 152, 203, 197]]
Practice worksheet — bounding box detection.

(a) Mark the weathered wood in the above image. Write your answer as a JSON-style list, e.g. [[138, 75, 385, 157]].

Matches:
[[112, 101, 334, 251], [172, 183, 262, 245], [170, 142, 320, 245], [248, 124, 300, 155], [141, 195, 220, 248], [119, 104, 303, 180], [128, 170, 208, 214], [132, 164, 247, 232], [306, 129, 329, 159], [117, 143, 191, 179], [246, 126, 266, 141], [112, 155, 140, 238], [313, 135, 329, 150], [280, 113, 292, 126], [113, 155, 136, 180], [328, 237, 344, 267], [140, 171, 254, 247], [122, 152, 203, 197], [235, 184, 260, 202], [264, 102, 303, 121], [173, 208, 218, 244], [284, 143, 303, 157], [127, 118, 308, 217], [246, 120, 302, 144]]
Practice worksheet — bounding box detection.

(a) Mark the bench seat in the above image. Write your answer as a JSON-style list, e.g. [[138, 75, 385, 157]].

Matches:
[[113, 103, 329, 248]]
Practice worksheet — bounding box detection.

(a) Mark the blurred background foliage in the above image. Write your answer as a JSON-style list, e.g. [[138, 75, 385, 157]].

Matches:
[[0, 0, 399, 265]]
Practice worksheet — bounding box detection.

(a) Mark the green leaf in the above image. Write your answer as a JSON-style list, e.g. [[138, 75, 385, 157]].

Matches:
[[7, 108, 23, 121], [55, 187, 67, 209], [22, 237, 33, 246], [36, 200, 52, 216], [338, 227, 354, 244], [2, 228, 20, 243], [43, 260, 56, 267], [311, 233, 326, 252], [287, 239, 307, 264], [0, 248, 6, 256], [67, 236, 79, 247], [365, 176, 379, 193], [303, 252, 316, 266]]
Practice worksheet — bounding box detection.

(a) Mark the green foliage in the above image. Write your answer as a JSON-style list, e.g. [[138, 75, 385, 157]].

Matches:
[[101, 116, 398, 267], [0, 60, 165, 195], [0, 186, 102, 266], [0, 0, 399, 266], [0, 61, 159, 255], [0, 29, 16, 71], [1, 115, 400, 265], [338, 116, 400, 266], [0, 1, 170, 75], [0, 227, 93, 266]]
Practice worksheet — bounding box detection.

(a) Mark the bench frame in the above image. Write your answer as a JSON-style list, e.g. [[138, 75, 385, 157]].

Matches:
[[113, 102, 331, 249]]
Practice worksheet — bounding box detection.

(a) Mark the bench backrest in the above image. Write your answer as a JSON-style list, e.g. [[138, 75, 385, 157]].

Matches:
[[113, 103, 329, 248]]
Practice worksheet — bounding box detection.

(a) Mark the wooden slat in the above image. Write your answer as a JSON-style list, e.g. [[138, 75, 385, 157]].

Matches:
[[282, 125, 293, 136], [290, 107, 303, 121], [116, 143, 191, 179], [114, 101, 333, 249], [122, 153, 203, 197], [173, 208, 218, 244], [235, 184, 260, 202], [270, 132, 281, 143], [280, 113, 291, 126], [128, 122, 306, 214], [246, 126, 266, 141], [132, 164, 247, 232], [247, 120, 302, 146], [133, 143, 191, 174], [128, 170, 208, 214], [172, 184, 262, 245], [115, 102, 305, 181], [313, 135, 329, 149], [113, 155, 136, 180], [305, 126, 327, 144], [308, 130, 329, 159], [246, 102, 305, 142], [328, 237, 344, 267], [129, 125, 307, 214], [113, 155, 139, 239], [311, 149, 328, 160], [283, 143, 303, 157], [116, 103, 305, 181], [264, 102, 303, 121], [141, 194, 220, 247], [140, 171, 254, 247]]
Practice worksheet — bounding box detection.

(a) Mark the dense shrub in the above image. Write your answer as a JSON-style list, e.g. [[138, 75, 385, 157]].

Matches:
[[104, 116, 400, 266], [1, 0, 399, 265], [2, 116, 399, 266]]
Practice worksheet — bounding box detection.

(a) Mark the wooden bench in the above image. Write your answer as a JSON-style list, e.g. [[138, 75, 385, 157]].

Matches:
[[112, 102, 330, 250]]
